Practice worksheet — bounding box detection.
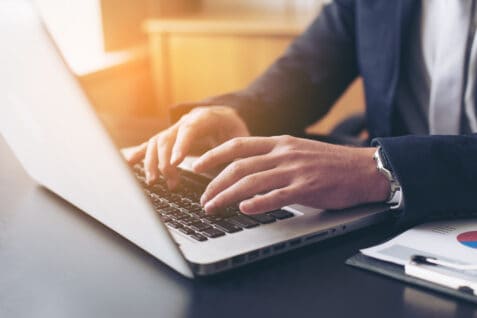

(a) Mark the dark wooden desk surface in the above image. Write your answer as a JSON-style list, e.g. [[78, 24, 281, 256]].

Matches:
[[1, 132, 476, 318]]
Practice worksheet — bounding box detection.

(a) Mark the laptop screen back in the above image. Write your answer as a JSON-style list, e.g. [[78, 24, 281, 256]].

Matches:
[[0, 0, 192, 277]]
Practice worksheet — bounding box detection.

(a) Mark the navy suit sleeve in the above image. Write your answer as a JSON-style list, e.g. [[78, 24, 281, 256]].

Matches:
[[373, 135, 477, 228], [171, 0, 359, 136]]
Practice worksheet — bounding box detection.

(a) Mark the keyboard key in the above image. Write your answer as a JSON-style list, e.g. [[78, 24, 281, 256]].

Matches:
[[161, 207, 179, 214], [137, 176, 147, 185], [189, 207, 205, 216], [150, 193, 161, 200], [178, 201, 193, 208], [203, 215, 224, 223], [159, 216, 171, 223], [179, 227, 195, 235], [269, 210, 294, 220], [220, 207, 239, 218], [212, 220, 242, 233], [189, 206, 202, 212], [201, 227, 225, 238], [178, 207, 192, 214], [190, 233, 208, 242], [153, 201, 170, 209], [228, 215, 260, 229], [249, 213, 276, 224], [134, 168, 262, 238], [170, 212, 188, 220], [170, 194, 182, 202], [166, 221, 182, 229], [189, 221, 212, 232], [180, 216, 199, 226]]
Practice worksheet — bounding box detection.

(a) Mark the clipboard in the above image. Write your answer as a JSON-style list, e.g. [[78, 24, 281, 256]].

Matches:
[[346, 253, 477, 304]]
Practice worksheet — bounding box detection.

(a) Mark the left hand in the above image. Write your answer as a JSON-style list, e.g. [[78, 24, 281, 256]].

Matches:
[[192, 135, 390, 214]]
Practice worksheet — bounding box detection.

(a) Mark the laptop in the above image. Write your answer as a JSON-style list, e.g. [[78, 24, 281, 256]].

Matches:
[[0, 0, 390, 278]]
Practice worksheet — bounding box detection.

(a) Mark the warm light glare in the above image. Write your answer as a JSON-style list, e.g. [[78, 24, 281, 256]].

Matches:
[[35, 0, 114, 75]]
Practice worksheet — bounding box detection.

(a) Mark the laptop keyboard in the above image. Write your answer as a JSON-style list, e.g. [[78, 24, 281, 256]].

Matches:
[[133, 164, 294, 242]]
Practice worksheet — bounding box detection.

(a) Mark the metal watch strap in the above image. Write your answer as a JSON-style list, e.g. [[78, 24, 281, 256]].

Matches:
[[373, 146, 403, 210]]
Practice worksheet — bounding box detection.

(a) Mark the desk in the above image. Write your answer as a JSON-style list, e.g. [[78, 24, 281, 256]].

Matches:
[[1, 133, 476, 318]]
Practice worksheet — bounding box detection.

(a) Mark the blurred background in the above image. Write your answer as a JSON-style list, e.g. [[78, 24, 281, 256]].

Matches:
[[36, 0, 364, 146]]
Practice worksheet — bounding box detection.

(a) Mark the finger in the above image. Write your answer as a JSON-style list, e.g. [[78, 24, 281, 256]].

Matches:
[[170, 121, 202, 166], [156, 133, 180, 189], [200, 155, 278, 205], [203, 169, 290, 214], [239, 186, 296, 215], [121, 143, 147, 165], [143, 138, 158, 184], [193, 137, 274, 173]]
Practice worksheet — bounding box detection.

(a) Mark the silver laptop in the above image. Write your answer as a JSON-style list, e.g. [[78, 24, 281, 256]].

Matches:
[[0, 0, 389, 278]]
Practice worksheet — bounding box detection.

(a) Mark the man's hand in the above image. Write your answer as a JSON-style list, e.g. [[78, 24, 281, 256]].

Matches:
[[123, 106, 250, 188], [193, 135, 390, 214]]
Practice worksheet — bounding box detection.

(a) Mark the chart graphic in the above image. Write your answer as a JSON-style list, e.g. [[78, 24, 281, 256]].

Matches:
[[457, 231, 477, 249]]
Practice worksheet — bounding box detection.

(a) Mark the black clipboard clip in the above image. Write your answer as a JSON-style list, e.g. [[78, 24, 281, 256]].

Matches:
[[405, 255, 477, 295]]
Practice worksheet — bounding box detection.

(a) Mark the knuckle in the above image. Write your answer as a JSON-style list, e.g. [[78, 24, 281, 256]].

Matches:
[[269, 150, 288, 162], [188, 107, 210, 121], [179, 121, 195, 131], [147, 137, 156, 145], [275, 188, 291, 198], [228, 161, 244, 177], [156, 133, 169, 144], [229, 137, 244, 149], [190, 106, 207, 114], [273, 135, 297, 152], [276, 167, 294, 182], [277, 149, 293, 159], [240, 174, 257, 187], [206, 181, 218, 194], [156, 141, 169, 155], [286, 150, 303, 161], [274, 148, 298, 161], [279, 134, 294, 144]]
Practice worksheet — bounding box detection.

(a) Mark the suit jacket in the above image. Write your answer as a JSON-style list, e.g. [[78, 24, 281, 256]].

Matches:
[[171, 0, 477, 227]]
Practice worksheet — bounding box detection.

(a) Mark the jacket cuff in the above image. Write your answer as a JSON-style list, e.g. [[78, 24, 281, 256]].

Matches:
[[371, 135, 477, 229], [373, 138, 425, 229]]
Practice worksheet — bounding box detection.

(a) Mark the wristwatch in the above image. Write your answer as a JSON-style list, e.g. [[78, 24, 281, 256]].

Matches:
[[373, 146, 404, 210]]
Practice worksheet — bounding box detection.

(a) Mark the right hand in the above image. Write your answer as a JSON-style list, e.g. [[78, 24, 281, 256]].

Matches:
[[122, 106, 250, 189]]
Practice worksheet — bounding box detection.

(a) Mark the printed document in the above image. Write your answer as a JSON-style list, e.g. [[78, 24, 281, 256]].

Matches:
[[361, 219, 477, 267]]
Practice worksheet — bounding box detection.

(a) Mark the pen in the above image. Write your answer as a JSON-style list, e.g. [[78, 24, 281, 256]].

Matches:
[[411, 255, 477, 271]]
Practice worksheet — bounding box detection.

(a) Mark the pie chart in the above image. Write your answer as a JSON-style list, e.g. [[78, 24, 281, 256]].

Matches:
[[457, 231, 477, 249]]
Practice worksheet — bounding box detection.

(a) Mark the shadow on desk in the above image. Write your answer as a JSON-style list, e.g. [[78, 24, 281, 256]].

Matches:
[[402, 287, 477, 317]]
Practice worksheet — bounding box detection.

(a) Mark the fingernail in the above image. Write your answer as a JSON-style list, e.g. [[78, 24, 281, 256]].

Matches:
[[192, 161, 201, 172], [204, 201, 215, 213], [170, 151, 181, 165], [145, 172, 151, 184], [200, 195, 206, 206], [240, 201, 252, 213]]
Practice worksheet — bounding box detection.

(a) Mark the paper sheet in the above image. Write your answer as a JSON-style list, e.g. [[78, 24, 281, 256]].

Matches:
[[361, 219, 477, 267]]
